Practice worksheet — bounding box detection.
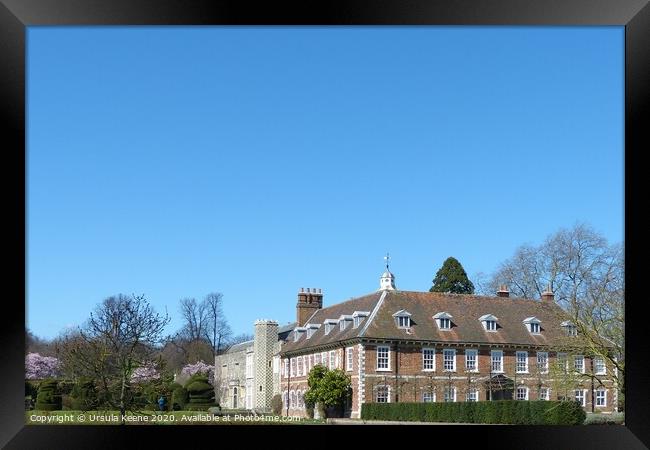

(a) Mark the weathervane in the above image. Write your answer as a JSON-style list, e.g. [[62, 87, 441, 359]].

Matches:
[[384, 252, 390, 271]]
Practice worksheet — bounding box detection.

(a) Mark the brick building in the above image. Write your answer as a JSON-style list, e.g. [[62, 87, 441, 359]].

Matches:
[[279, 267, 618, 418]]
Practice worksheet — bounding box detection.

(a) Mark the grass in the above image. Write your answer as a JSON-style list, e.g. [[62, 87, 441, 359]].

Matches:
[[26, 410, 325, 425]]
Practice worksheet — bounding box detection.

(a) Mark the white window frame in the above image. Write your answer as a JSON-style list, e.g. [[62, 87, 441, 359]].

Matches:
[[346, 347, 354, 371], [465, 349, 478, 372], [422, 348, 436, 371], [314, 353, 320, 366], [423, 391, 436, 403], [439, 318, 451, 330], [397, 316, 410, 328], [594, 357, 607, 375], [443, 387, 456, 402], [574, 355, 585, 374], [297, 356, 303, 377], [466, 388, 478, 402], [516, 387, 529, 401], [290, 358, 295, 377], [290, 390, 296, 408], [321, 351, 328, 367], [486, 320, 497, 331], [377, 346, 391, 371], [575, 389, 587, 407], [516, 351, 529, 373], [530, 322, 540, 333], [353, 316, 361, 328], [283, 359, 289, 379], [537, 352, 549, 374], [443, 349, 456, 372], [595, 389, 607, 407], [557, 353, 568, 372], [539, 387, 549, 401], [491, 350, 504, 373], [329, 350, 336, 370], [376, 385, 390, 403]]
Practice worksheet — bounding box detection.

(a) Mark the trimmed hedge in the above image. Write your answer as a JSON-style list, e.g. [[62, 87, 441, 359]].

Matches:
[[361, 400, 586, 425], [70, 378, 99, 411], [184, 374, 216, 411], [35, 379, 62, 411]]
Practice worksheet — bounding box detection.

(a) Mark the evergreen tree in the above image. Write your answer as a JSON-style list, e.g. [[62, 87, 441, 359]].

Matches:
[[430, 257, 475, 294]]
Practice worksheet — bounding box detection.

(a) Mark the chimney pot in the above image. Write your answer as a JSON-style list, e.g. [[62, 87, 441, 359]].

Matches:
[[497, 284, 510, 298]]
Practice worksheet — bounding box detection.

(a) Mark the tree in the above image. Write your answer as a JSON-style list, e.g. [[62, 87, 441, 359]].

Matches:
[[430, 257, 475, 294], [204, 292, 232, 356], [25, 353, 61, 380], [304, 366, 351, 417], [180, 360, 215, 383], [57, 294, 170, 423], [227, 333, 254, 347], [481, 223, 624, 398], [26, 330, 55, 356]]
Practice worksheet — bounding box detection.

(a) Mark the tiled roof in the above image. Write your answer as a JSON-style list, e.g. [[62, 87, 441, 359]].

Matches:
[[281, 290, 589, 354]]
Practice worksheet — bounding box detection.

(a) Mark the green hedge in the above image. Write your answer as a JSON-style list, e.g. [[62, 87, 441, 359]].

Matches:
[[34, 379, 62, 411], [361, 401, 586, 425], [184, 374, 216, 411]]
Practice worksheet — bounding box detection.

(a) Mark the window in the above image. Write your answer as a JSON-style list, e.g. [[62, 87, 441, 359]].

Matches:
[[557, 353, 568, 372], [353, 316, 362, 328], [324, 323, 334, 334], [376, 385, 389, 403], [377, 346, 390, 370], [443, 349, 456, 372], [480, 314, 498, 331], [321, 352, 328, 367], [329, 350, 336, 369], [346, 347, 354, 371], [594, 357, 606, 375], [339, 318, 352, 331], [561, 321, 577, 336], [574, 355, 585, 374], [444, 387, 456, 402], [575, 389, 586, 407], [297, 391, 304, 409], [596, 389, 607, 407], [516, 387, 529, 401], [423, 392, 435, 402], [284, 360, 289, 378], [290, 358, 295, 377], [465, 350, 478, 372], [297, 356, 303, 377], [537, 352, 549, 374], [422, 348, 435, 371], [283, 390, 288, 408], [516, 351, 528, 373], [523, 317, 541, 334], [398, 316, 410, 328], [290, 390, 296, 408], [491, 350, 503, 373], [314, 353, 321, 365], [466, 388, 478, 402], [539, 387, 549, 401], [433, 312, 453, 330], [307, 327, 316, 339], [352, 312, 369, 329]]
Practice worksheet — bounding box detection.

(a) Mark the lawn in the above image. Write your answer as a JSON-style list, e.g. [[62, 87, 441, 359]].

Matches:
[[26, 410, 324, 425]]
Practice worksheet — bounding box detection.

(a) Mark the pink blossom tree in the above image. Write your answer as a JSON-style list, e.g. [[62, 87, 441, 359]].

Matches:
[[130, 364, 161, 383], [25, 352, 61, 380], [181, 360, 214, 382]]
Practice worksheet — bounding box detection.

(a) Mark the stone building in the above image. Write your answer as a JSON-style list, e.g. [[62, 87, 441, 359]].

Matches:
[[279, 266, 618, 418], [215, 320, 294, 410]]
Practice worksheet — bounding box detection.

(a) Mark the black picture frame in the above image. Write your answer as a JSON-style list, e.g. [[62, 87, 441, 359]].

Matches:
[[1, 0, 647, 448]]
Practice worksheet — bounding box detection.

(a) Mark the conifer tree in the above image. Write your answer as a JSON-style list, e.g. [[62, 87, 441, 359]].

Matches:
[[430, 257, 475, 294]]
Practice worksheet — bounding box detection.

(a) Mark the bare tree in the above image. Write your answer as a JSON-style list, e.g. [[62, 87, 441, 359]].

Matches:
[[486, 223, 624, 397], [57, 294, 169, 423], [204, 292, 232, 356], [227, 333, 253, 347]]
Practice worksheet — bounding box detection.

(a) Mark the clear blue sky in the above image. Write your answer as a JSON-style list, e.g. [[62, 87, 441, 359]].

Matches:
[[27, 26, 624, 340]]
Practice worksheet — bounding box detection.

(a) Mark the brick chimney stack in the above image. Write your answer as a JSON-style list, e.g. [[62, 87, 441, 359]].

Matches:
[[296, 287, 323, 326], [541, 284, 555, 302], [496, 284, 510, 298]]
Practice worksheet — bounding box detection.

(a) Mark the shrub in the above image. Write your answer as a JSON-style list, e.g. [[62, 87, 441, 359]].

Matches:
[[70, 378, 99, 411], [34, 379, 62, 411], [584, 412, 624, 425], [184, 374, 216, 410], [361, 400, 586, 425], [172, 386, 188, 410], [25, 381, 38, 399], [271, 394, 283, 415]]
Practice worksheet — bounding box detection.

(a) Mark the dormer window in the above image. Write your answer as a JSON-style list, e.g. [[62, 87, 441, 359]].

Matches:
[[324, 319, 338, 335], [306, 324, 320, 339], [338, 315, 353, 331], [352, 311, 369, 329], [479, 314, 498, 332], [561, 321, 577, 336], [294, 328, 305, 342], [392, 310, 412, 329], [523, 317, 541, 334], [433, 312, 453, 330]]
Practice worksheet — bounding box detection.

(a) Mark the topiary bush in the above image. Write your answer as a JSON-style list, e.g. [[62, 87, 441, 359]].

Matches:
[[184, 374, 216, 411], [172, 386, 188, 410], [271, 394, 283, 415], [35, 379, 62, 411], [70, 378, 99, 411]]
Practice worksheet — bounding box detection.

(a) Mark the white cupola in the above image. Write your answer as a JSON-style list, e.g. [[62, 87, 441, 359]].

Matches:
[[379, 253, 396, 291]]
